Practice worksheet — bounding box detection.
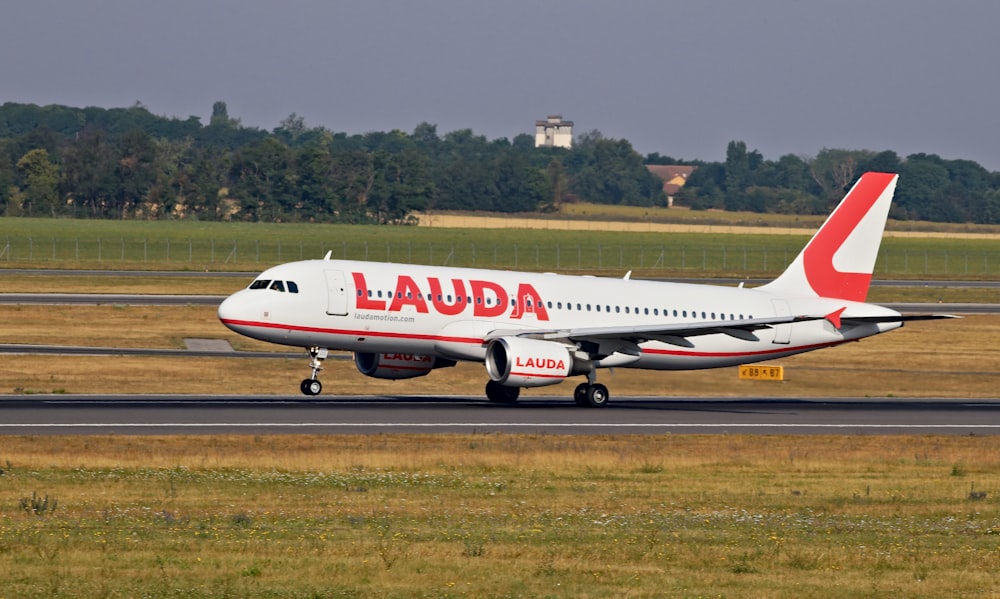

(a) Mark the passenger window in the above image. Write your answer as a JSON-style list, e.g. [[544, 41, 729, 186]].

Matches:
[[287, 281, 298, 294]]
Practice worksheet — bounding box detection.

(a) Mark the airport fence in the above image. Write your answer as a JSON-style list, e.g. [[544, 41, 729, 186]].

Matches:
[[1, 235, 998, 278]]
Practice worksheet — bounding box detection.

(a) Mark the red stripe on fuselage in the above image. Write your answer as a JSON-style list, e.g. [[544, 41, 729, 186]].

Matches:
[[218, 318, 483, 345], [221, 318, 846, 361], [641, 339, 847, 359]]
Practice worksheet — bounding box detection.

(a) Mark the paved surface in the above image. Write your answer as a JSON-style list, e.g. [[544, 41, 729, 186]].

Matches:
[[1, 395, 998, 435]]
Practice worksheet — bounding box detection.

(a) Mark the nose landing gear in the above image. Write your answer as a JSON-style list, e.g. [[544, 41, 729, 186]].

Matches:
[[300, 347, 328, 396]]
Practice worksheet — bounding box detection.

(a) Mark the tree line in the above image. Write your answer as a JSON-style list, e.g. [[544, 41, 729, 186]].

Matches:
[[672, 141, 1000, 224], [2, 102, 998, 224]]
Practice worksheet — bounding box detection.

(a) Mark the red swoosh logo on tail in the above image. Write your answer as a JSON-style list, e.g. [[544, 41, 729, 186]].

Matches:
[[803, 173, 895, 301]]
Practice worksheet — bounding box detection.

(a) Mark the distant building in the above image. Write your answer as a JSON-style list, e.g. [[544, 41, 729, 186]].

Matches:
[[645, 165, 696, 207], [535, 115, 573, 149]]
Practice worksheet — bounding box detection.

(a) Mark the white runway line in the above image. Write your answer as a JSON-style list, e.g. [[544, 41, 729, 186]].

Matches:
[[3, 422, 1000, 429]]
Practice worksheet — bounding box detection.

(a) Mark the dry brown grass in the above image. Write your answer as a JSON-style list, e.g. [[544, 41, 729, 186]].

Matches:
[[1, 273, 247, 294], [1, 435, 999, 597]]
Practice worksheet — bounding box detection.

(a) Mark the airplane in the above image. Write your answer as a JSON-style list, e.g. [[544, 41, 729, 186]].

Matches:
[[218, 171, 952, 407]]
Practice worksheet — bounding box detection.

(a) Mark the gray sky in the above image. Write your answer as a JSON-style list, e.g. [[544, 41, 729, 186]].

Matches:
[[3, 1, 999, 170]]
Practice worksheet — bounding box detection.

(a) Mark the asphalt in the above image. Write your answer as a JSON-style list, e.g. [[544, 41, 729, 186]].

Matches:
[[1, 395, 998, 435]]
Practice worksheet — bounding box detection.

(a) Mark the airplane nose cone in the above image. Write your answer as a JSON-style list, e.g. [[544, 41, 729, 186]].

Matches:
[[217, 293, 246, 329]]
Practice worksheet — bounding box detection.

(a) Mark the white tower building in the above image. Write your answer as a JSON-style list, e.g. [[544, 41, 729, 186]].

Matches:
[[534, 115, 573, 149]]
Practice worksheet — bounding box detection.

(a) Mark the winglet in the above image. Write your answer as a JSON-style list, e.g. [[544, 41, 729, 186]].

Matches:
[[825, 307, 847, 329], [760, 172, 898, 301]]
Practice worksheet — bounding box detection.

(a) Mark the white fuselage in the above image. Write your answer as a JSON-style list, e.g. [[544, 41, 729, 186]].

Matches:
[[218, 258, 902, 370]]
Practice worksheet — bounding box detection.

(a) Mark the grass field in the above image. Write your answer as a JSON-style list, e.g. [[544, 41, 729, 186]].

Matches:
[[1, 435, 998, 598], [1, 214, 997, 597], [557, 201, 1000, 235], [2, 217, 998, 279]]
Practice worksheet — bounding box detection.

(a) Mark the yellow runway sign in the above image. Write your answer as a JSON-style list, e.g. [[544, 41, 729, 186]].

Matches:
[[739, 365, 784, 381]]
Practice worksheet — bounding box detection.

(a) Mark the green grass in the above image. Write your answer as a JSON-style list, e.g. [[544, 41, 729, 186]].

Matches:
[[561, 201, 1000, 234], [2, 217, 998, 278]]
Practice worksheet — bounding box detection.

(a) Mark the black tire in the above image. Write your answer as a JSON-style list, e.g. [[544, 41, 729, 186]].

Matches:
[[301, 379, 322, 396], [485, 380, 520, 404], [585, 383, 609, 408], [574, 383, 589, 406]]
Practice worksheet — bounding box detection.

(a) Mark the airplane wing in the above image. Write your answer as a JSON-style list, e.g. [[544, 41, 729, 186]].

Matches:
[[485, 311, 957, 355], [487, 314, 825, 351]]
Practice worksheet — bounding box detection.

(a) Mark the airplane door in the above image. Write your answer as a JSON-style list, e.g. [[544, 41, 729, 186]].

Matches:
[[770, 298, 792, 344], [324, 270, 348, 316]]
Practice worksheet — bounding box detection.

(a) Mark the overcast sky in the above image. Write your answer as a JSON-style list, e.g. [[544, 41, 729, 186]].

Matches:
[[3, 1, 998, 170]]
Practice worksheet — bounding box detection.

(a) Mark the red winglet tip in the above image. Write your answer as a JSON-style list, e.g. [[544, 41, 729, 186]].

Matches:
[[825, 307, 847, 329]]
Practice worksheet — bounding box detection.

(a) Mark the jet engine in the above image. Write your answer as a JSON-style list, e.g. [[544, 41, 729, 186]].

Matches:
[[484, 337, 573, 387], [354, 352, 455, 380]]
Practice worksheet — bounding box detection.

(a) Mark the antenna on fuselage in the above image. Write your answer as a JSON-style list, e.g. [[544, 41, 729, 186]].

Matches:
[[323, 250, 332, 261], [623, 270, 632, 280]]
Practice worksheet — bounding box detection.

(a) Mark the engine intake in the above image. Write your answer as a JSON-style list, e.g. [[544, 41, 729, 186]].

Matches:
[[485, 337, 573, 388]]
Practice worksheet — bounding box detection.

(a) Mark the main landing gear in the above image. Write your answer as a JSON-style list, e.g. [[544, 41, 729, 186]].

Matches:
[[485, 380, 520, 404], [485, 378, 611, 408], [574, 382, 610, 408], [299, 347, 328, 396]]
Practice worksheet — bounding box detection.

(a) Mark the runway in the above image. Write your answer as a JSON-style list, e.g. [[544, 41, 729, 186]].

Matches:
[[2, 395, 998, 435]]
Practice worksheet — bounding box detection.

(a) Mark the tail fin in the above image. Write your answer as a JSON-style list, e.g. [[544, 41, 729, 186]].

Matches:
[[760, 172, 898, 301]]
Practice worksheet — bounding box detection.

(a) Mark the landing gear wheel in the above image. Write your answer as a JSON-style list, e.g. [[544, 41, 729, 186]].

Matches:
[[300, 378, 322, 396], [584, 383, 609, 408], [300, 346, 328, 396], [574, 383, 589, 406], [485, 380, 520, 404]]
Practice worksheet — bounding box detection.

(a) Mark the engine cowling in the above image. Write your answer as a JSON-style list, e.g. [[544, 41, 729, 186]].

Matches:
[[354, 352, 455, 380], [484, 337, 573, 388]]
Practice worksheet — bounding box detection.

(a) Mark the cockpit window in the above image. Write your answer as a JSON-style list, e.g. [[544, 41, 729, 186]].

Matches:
[[249, 279, 298, 293]]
